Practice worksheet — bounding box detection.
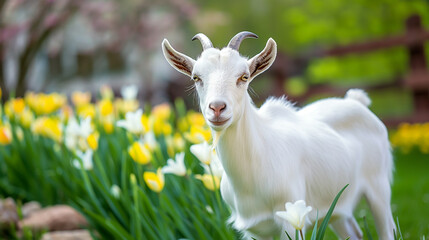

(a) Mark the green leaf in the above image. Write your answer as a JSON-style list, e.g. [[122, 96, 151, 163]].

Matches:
[[285, 230, 293, 240], [315, 184, 349, 240], [85, 209, 133, 240], [310, 211, 319, 240], [363, 216, 374, 240], [395, 217, 403, 240]]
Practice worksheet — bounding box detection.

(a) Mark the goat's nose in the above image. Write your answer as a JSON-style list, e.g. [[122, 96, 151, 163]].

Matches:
[[209, 101, 226, 118]]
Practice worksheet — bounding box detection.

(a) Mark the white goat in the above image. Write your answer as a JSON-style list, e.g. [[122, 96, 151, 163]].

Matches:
[[162, 32, 395, 240]]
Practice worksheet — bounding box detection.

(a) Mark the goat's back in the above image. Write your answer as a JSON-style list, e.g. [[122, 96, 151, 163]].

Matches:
[[299, 92, 393, 186]]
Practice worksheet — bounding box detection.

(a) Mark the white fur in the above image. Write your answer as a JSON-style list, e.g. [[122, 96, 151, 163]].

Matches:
[[162, 36, 395, 240]]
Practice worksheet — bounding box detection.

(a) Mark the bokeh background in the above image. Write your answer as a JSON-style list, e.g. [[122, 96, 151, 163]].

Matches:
[[2, 0, 429, 118], [1, 0, 429, 239]]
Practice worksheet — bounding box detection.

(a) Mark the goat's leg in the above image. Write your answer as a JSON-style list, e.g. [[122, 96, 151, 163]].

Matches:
[[330, 217, 363, 240], [365, 178, 396, 240]]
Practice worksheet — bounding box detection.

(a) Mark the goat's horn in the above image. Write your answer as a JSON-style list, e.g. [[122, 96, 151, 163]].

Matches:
[[191, 33, 213, 50], [227, 31, 258, 51]]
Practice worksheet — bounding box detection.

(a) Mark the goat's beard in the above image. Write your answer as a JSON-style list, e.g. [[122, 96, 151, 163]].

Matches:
[[211, 129, 225, 149]]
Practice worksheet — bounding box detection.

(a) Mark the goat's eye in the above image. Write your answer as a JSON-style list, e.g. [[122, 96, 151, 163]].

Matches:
[[237, 74, 249, 84], [192, 75, 201, 82]]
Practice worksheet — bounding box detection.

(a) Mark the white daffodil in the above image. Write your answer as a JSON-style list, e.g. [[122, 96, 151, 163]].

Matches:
[[121, 84, 138, 100], [116, 109, 143, 134], [110, 184, 121, 198], [73, 149, 93, 170], [162, 152, 186, 176], [190, 141, 217, 165], [65, 117, 93, 150], [276, 200, 312, 230], [144, 131, 158, 150], [202, 152, 223, 177]]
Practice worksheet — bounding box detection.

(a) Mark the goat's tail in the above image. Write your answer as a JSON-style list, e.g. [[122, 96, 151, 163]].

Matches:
[[345, 89, 371, 107]]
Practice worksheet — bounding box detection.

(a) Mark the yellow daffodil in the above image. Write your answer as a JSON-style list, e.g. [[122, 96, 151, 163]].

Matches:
[[165, 136, 175, 158], [87, 132, 99, 150], [103, 120, 114, 134], [151, 116, 162, 136], [173, 133, 185, 152], [187, 112, 206, 126], [114, 98, 139, 116], [195, 174, 220, 191], [162, 122, 172, 136], [143, 168, 165, 193], [4, 98, 25, 118], [4, 99, 34, 128], [97, 99, 114, 116], [19, 108, 34, 128], [71, 91, 91, 107], [276, 200, 312, 231], [152, 103, 171, 121], [150, 115, 172, 136], [128, 141, 151, 165], [76, 104, 96, 118], [0, 125, 12, 145], [100, 115, 115, 134], [178, 112, 206, 133], [31, 117, 62, 142], [184, 125, 211, 144], [25, 92, 66, 115], [178, 117, 189, 133], [141, 115, 150, 133], [391, 122, 429, 153]]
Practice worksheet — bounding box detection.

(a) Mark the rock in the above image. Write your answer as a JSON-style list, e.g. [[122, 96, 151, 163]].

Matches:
[[41, 230, 92, 240], [19, 205, 88, 231], [21, 201, 42, 218], [0, 198, 18, 230]]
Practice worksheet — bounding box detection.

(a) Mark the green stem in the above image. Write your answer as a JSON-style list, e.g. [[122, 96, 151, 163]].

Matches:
[[208, 164, 222, 212]]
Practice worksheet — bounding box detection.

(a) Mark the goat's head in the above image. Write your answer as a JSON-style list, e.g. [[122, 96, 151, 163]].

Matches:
[[162, 31, 277, 131]]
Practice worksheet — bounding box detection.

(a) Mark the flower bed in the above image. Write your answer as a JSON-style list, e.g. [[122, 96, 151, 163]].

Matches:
[[0, 87, 234, 239]]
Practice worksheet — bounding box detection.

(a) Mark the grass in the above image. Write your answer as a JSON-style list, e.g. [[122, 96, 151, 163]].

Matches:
[[359, 150, 429, 239], [390, 150, 429, 239]]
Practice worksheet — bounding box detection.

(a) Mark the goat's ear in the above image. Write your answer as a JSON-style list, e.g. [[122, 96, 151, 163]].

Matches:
[[162, 39, 196, 77], [247, 38, 277, 79]]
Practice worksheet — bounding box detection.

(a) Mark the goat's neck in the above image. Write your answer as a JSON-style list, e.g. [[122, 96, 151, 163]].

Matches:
[[216, 95, 264, 191]]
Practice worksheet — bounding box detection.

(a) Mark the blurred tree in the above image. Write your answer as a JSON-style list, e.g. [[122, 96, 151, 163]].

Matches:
[[0, 0, 81, 101]]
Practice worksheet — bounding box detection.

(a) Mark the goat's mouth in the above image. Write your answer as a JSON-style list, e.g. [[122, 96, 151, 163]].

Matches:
[[208, 118, 231, 126]]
